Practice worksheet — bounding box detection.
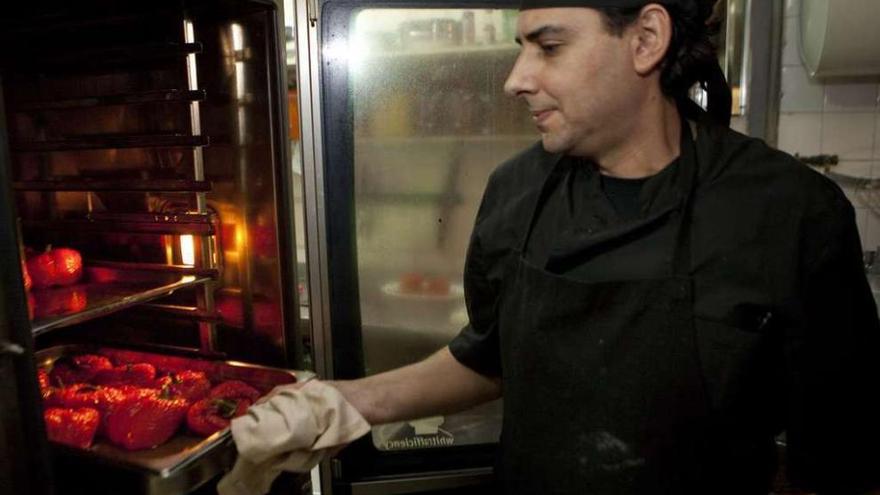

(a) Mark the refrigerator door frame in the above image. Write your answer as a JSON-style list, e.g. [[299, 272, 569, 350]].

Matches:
[[744, 0, 783, 144], [295, 1, 518, 494], [295, 2, 784, 493]]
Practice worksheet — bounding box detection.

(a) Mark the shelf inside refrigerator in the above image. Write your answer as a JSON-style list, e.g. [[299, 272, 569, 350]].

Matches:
[[367, 43, 518, 60], [30, 272, 211, 337], [356, 134, 537, 146]]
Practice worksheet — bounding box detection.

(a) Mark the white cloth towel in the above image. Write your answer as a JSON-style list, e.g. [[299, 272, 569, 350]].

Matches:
[[217, 380, 371, 495]]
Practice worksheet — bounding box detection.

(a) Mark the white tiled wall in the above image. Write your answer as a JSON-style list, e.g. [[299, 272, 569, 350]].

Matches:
[[776, 0, 880, 250]]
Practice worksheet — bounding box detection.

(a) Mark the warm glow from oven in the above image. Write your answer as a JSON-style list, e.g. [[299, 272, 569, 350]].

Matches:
[[235, 224, 244, 251], [180, 235, 196, 266]]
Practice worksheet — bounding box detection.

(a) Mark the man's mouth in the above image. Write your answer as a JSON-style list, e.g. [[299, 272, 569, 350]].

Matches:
[[531, 109, 555, 126]]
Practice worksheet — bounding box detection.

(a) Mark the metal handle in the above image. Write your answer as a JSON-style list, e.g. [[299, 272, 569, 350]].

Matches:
[[0, 341, 25, 356], [307, 0, 318, 26], [795, 153, 839, 166]]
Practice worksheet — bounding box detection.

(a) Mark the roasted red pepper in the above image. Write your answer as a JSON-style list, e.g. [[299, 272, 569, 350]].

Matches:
[[184, 380, 260, 437], [104, 389, 189, 450], [186, 397, 251, 437], [155, 370, 212, 402], [101, 349, 219, 377], [209, 380, 260, 403], [93, 363, 157, 388], [51, 383, 126, 414], [49, 354, 113, 386], [37, 368, 54, 403], [26, 246, 83, 288], [43, 407, 100, 449], [37, 367, 51, 391]]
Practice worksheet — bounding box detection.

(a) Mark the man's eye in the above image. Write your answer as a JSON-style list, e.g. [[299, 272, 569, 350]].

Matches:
[[540, 43, 561, 55]]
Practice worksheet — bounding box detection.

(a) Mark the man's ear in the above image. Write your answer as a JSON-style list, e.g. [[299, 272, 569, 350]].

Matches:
[[629, 3, 673, 76]]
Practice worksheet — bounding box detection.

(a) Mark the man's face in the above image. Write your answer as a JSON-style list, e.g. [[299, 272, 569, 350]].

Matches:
[[504, 8, 644, 157]]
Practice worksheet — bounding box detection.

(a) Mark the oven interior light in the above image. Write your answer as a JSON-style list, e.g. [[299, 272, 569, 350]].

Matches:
[[231, 23, 244, 52], [180, 235, 196, 266]]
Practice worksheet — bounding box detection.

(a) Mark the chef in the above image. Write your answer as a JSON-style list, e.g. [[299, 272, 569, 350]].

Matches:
[[234, 1, 880, 493]]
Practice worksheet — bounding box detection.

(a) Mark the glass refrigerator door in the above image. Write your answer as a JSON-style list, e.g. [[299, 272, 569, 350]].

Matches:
[[320, 0, 535, 476]]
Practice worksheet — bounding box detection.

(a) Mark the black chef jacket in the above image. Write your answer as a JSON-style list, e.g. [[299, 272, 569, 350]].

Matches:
[[527, 157, 679, 282], [448, 117, 880, 493]]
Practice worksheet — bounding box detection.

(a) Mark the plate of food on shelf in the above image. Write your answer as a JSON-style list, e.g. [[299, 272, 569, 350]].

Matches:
[[381, 272, 464, 302]]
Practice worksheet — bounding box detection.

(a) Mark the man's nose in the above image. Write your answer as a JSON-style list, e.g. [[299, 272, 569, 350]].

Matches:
[[504, 54, 536, 98]]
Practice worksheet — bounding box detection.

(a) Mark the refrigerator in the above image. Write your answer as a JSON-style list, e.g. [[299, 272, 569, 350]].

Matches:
[[289, 1, 537, 493]]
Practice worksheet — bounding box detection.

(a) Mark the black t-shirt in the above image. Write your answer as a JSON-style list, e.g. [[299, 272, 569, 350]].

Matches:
[[601, 173, 650, 220]]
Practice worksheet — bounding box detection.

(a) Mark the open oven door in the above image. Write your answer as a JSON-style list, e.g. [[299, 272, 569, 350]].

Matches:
[[0, 79, 54, 495], [292, 1, 536, 493]]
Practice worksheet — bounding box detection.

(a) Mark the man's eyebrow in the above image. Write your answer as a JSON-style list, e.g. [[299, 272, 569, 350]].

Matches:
[[514, 25, 568, 45]]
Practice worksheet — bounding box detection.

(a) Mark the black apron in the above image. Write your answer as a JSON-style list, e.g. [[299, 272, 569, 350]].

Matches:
[[497, 121, 715, 494]]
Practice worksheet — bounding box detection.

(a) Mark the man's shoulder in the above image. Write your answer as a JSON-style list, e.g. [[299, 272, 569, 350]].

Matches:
[[470, 141, 559, 249], [700, 124, 850, 213]]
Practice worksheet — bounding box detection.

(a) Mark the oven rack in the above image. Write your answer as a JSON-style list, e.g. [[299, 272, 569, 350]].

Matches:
[[86, 260, 219, 279], [11, 133, 210, 153], [30, 274, 212, 337], [23, 212, 217, 236], [135, 303, 223, 324], [10, 13, 222, 353], [14, 178, 212, 192], [6, 42, 203, 73], [9, 89, 206, 111]]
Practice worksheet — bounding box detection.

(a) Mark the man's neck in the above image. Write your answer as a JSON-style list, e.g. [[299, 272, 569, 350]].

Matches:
[[593, 96, 682, 179]]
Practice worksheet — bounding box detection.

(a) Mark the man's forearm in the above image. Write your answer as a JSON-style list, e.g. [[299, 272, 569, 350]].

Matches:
[[329, 347, 502, 425]]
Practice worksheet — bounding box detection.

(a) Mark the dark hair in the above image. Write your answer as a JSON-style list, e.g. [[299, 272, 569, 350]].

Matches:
[[596, 2, 720, 100]]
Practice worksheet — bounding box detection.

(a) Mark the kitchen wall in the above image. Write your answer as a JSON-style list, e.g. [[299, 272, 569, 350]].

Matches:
[[775, 0, 880, 251]]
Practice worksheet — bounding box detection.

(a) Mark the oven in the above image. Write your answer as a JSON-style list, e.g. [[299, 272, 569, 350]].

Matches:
[[0, 1, 308, 494]]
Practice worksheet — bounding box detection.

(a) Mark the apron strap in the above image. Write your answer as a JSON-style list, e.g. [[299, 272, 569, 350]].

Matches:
[[670, 120, 700, 278], [517, 156, 568, 254]]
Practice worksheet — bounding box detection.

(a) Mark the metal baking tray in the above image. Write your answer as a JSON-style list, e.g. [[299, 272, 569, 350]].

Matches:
[[36, 344, 314, 495]]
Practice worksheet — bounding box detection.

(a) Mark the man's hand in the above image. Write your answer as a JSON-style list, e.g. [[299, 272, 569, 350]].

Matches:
[[328, 347, 502, 425]]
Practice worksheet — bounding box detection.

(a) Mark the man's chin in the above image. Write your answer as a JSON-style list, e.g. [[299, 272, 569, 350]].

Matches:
[[540, 135, 570, 154]]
